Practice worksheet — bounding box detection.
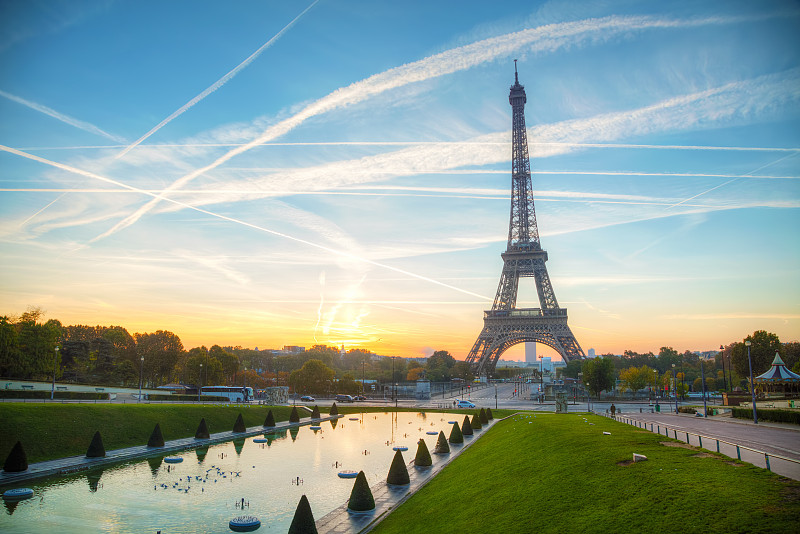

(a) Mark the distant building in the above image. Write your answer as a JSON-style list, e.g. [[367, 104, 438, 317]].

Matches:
[[281, 345, 305, 354], [525, 342, 537, 364], [588, 348, 596, 358]]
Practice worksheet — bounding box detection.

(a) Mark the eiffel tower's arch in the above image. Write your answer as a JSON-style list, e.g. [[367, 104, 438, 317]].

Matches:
[[466, 63, 584, 377]]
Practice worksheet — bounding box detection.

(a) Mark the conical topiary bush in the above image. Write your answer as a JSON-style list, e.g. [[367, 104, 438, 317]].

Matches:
[[86, 431, 106, 458], [448, 420, 463, 444], [414, 438, 432, 467], [264, 410, 276, 427], [479, 407, 488, 424], [311, 405, 321, 419], [487, 407, 494, 420], [233, 413, 246, 433], [195, 417, 210, 439], [329, 402, 338, 416], [288, 494, 318, 534], [461, 415, 473, 436], [3, 441, 28, 472], [347, 471, 375, 512], [433, 431, 450, 454], [289, 406, 300, 423], [386, 449, 410, 485], [147, 423, 164, 447], [471, 414, 482, 430]]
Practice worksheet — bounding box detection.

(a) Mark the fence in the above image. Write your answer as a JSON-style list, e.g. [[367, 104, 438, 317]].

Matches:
[[598, 411, 800, 481]]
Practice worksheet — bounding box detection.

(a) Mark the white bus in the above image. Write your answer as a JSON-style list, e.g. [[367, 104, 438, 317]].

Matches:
[[200, 386, 254, 402]]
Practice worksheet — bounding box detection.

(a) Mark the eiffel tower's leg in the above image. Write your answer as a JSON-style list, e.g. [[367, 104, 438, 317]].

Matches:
[[532, 258, 558, 310]]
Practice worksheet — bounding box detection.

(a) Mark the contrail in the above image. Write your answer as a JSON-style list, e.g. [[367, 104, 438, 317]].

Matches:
[[0, 89, 127, 143], [665, 151, 800, 209], [0, 144, 493, 302], [114, 0, 320, 160], [94, 12, 768, 241]]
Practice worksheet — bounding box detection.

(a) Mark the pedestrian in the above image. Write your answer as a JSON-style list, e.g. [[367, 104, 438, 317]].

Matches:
[[610, 403, 616, 416]]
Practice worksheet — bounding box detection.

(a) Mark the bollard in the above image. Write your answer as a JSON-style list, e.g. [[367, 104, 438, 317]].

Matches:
[[699, 436, 702, 448], [716, 439, 720, 453], [736, 445, 741, 461], [765, 454, 771, 471]]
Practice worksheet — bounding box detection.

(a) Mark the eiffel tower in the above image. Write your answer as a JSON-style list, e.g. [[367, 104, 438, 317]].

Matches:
[[466, 62, 584, 377]]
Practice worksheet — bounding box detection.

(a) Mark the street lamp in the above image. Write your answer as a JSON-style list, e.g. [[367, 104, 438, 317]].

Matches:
[[672, 364, 678, 414], [51, 346, 59, 400], [720, 345, 727, 393], [138, 356, 144, 403], [701, 358, 708, 417], [586, 383, 591, 412], [746, 340, 757, 424]]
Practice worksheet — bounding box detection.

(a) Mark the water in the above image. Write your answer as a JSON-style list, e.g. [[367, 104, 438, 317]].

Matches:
[[0, 411, 463, 533]]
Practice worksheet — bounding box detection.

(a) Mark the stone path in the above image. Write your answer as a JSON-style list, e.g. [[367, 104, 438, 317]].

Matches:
[[316, 417, 499, 534]]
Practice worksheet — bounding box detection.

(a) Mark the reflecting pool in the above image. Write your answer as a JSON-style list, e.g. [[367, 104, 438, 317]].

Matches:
[[0, 411, 466, 533]]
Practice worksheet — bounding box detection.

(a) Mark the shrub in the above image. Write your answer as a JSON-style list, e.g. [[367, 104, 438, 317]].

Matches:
[[479, 408, 488, 424], [290, 406, 300, 423], [3, 441, 28, 472], [434, 431, 450, 454], [448, 421, 464, 444], [387, 449, 410, 485], [732, 407, 800, 425], [347, 471, 375, 512], [233, 413, 246, 433], [461, 415, 473, 436], [288, 494, 318, 534], [86, 431, 105, 458], [471, 414, 482, 430], [195, 418, 210, 439], [329, 402, 339, 416], [264, 410, 276, 427], [414, 438, 432, 467], [678, 407, 697, 414], [147, 423, 164, 447], [487, 407, 494, 420], [311, 406, 321, 419], [0, 390, 107, 400]]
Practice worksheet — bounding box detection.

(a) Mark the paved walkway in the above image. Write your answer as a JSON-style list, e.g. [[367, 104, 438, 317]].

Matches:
[[316, 417, 499, 534], [0, 407, 322, 487]]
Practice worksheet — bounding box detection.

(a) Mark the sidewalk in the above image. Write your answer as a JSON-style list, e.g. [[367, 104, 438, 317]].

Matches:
[[0, 411, 325, 487], [316, 417, 499, 534]]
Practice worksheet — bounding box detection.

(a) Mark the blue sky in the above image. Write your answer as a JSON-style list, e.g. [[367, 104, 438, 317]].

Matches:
[[1, 0, 798, 360]]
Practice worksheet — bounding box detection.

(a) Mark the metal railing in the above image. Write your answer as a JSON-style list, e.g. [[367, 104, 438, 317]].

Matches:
[[598, 411, 800, 481]]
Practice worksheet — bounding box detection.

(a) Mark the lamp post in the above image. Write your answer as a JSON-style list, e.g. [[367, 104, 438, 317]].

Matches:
[[746, 340, 757, 424], [720, 345, 727, 393], [701, 359, 708, 417], [138, 356, 144, 403], [494, 383, 498, 410], [586, 382, 591, 412], [672, 364, 678, 414], [51, 346, 59, 400]]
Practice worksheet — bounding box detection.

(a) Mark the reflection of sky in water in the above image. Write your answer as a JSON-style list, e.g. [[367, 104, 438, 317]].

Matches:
[[0, 411, 465, 533]]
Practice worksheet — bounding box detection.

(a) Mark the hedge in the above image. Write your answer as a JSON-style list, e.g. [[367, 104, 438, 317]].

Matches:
[[732, 407, 800, 425], [0, 390, 107, 400]]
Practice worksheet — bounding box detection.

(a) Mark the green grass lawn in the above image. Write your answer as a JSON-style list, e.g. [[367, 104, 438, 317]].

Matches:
[[0, 403, 296, 463], [373, 413, 800, 534]]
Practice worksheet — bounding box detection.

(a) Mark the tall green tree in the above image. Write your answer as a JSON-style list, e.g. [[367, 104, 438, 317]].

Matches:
[[289, 359, 335, 394], [730, 331, 782, 379], [135, 330, 184, 386], [582, 356, 615, 399]]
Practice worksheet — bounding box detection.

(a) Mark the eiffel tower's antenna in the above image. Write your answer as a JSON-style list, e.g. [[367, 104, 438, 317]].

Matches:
[[465, 65, 584, 376]]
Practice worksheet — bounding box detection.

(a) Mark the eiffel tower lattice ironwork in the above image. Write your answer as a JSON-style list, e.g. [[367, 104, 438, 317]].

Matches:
[[466, 63, 584, 377]]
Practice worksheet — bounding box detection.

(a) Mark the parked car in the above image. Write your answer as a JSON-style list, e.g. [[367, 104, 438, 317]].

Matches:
[[300, 395, 315, 402], [456, 400, 475, 408], [353, 395, 366, 401], [335, 394, 354, 402]]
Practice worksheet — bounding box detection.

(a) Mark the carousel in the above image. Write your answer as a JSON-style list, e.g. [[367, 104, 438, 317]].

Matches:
[[754, 352, 800, 398]]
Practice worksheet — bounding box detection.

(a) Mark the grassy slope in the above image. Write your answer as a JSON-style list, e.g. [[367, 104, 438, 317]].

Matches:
[[0, 403, 296, 463], [373, 413, 800, 534]]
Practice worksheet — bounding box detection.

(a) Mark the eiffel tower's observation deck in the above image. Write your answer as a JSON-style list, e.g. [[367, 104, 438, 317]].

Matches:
[[466, 62, 584, 376]]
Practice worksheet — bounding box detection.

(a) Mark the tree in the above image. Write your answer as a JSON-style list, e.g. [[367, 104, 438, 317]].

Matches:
[[135, 331, 184, 387], [583, 356, 615, 399], [782, 341, 800, 370], [730, 331, 782, 379], [618, 366, 651, 394], [289, 359, 335, 394], [210, 345, 239, 383], [451, 361, 473, 381], [337, 372, 358, 394], [406, 366, 425, 381], [559, 359, 583, 379]]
